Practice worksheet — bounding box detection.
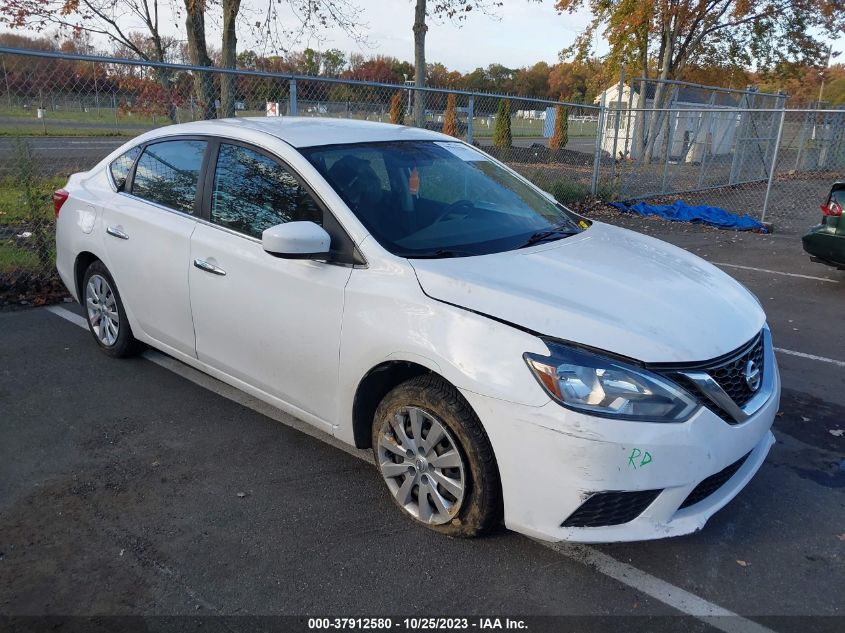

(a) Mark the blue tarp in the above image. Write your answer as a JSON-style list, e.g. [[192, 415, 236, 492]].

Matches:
[[610, 200, 767, 232]]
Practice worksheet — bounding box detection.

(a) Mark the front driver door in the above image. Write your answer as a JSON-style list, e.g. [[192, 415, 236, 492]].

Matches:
[[189, 140, 353, 430]]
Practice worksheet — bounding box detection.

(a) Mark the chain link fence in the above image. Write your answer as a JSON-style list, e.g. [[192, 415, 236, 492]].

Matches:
[[0, 46, 843, 303]]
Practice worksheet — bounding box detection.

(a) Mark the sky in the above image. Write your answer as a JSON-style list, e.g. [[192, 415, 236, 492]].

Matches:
[[267, 0, 602, 72], [7, 0, 845, 73]]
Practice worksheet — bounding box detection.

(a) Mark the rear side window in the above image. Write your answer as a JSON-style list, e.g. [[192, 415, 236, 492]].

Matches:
[[109, 146, 141, 190], [131, 140, 207, 214], [211, 143, 322, 238]]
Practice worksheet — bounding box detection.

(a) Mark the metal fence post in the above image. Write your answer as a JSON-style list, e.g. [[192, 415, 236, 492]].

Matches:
[[2, 57, 12, 109], [467, 94, 474, 144], [289, 78, 298, 116], [761, 108, 785, 226], [591, 92, 606, 196]]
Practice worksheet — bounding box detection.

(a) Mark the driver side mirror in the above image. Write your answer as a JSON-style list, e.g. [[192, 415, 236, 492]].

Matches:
[[262, 221, 331, 259]]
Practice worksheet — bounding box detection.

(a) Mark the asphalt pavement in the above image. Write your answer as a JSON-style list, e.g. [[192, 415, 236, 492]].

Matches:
[[0, 223, 843, 632], [0, 134, 599, 179], [0, 136, 126, 177]]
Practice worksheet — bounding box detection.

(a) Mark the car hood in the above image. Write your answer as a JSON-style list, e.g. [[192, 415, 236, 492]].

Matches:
[[409, 222, 765, 363]]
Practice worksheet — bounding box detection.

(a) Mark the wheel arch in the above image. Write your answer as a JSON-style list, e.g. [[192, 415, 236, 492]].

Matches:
[[74, 251, 101, 300], [351, 360, 435, 449]]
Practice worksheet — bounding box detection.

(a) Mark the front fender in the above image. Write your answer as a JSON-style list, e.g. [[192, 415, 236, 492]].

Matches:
[[335, 258, 550, 446]]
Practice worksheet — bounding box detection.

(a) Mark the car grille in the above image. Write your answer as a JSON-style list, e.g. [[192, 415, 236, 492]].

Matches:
[[561, 489, 662, 528], [678, 452, 750, 510], [661, 332, 766, 424], [706, 334, 764, 409]]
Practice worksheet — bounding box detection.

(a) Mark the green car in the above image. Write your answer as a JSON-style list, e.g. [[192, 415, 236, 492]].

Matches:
[[802, 182, 845, 269]]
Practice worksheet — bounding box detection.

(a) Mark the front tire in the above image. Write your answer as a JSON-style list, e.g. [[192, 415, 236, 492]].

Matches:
[[82, 260, 143, 358], [372, 374, 501, 537]]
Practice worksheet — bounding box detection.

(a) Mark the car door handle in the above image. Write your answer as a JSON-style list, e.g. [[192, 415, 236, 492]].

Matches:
[[193, 259, 227, 276], [106, 226, 129, 240]]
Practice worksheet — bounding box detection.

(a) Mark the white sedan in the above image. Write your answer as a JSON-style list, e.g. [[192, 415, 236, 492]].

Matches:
[[55, 117, 779, 542]]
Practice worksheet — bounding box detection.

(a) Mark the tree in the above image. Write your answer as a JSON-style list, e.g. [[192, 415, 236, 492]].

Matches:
[[548, 59, 606, 103], [343, 56, 405, 83], [322, 50, 347, 77], [390, 90, 406, 124], [177, 0, 367, 119], [493, 98, 511, 148], [442, 93, 458, 136], [1, 0, 182, 121], [412, 1, 503, 126], [515, 61, 551, 98], [549, 104, 568, 150], [220, 0, 241, 117], [555, 0, 845, 159], [183, 0, 216, 120]]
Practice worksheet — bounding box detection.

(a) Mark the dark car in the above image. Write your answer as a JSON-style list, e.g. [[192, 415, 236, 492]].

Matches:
[[802, 182, 845, 269]]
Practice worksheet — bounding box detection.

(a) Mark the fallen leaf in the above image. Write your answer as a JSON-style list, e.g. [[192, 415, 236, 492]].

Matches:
[[736, 559, 749, 567]]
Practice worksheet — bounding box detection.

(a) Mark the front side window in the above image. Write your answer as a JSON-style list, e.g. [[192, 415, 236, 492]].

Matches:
[[132, 139, 207, 214], [109, 146, 141, 190], [301, 140, 585, 257], [211, 143, 322, 239]]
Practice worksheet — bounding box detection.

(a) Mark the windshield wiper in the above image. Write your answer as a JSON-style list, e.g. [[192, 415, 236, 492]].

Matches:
[[517, 224, 578, 249], [405, 248, 481, 259]]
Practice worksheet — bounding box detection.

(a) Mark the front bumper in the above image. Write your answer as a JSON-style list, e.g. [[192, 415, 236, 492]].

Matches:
[[461, 356, 780, 543]]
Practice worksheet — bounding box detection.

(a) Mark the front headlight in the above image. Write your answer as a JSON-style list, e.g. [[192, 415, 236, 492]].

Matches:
[[525, 343, 699, 422]]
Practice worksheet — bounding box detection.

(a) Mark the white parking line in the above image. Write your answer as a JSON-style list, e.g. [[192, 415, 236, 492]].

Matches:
[[548, 544, 774, 633], [711, 262, 840, 283], [45, 304, 88, 328], [774, 347, 845, 368], [43, 304, 777, 632]]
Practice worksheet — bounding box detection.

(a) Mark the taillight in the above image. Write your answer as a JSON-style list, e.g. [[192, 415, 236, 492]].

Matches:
[[821, 200, 843, 217], [53, 189, 69, 218]]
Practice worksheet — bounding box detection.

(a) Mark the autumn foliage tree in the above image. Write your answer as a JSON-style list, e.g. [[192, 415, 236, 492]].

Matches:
[[556, 0, 845, 159], [390, 90, 406, 125], [493, 98, 512, 148], [442, 93, 458, 136], [549, 104, 568, 150]]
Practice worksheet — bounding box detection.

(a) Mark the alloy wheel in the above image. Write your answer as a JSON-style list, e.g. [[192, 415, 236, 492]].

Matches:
[[376, 406, 466, 525], [85, 274, 120, 346]]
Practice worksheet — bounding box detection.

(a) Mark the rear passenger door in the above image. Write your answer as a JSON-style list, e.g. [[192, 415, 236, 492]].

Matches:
[[102, 138, 207, 358], [189, 141, 354, 428]]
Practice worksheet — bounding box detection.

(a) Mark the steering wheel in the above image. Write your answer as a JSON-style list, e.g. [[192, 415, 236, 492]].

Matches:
[[430, 199, 476, 225]]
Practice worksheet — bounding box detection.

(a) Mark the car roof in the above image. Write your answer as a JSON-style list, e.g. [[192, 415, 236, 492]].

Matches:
[[151, 116, 452, 148]]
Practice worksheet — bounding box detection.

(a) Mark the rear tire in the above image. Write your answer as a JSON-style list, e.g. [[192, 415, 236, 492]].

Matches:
[[372, 374, 501, 537], [82, 260, 143, 358]]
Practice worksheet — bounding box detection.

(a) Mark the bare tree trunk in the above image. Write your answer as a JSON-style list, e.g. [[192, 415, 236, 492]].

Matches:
[[642, 22, 675, 164], [220, 0, 241, 118], [184, 1, 217, 120], [154, 69, 178, 124], [634, 27, 649, 159], [413, 0, 427, 127]]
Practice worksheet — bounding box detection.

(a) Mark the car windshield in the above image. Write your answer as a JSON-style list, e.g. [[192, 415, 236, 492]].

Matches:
[[300, 140, 587, 257]]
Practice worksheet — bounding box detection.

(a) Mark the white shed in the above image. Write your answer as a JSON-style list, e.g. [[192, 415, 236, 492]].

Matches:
[[595, 82, 745, 162]]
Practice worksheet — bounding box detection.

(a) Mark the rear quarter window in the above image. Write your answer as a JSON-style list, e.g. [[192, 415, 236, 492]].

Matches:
[[109, 146, 141, 190]]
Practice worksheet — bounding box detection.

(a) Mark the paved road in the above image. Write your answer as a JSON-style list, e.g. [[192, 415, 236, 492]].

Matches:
[[0, 223, 842, 631], [0, 134, 599, 178], [0, 136, 126, 177]]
